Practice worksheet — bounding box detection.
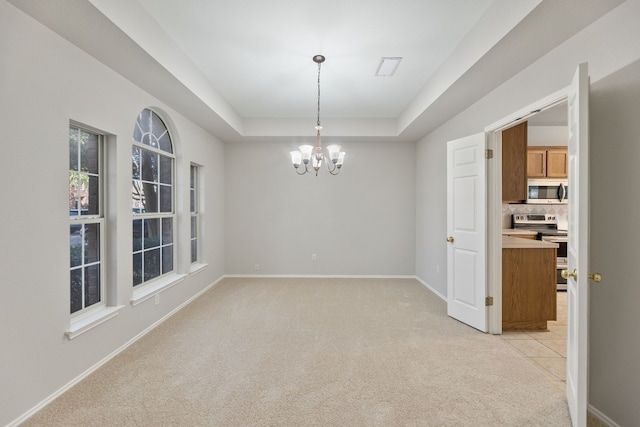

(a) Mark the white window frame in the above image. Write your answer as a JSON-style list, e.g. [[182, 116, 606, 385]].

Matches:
[[131, 109, 186, 305], [69, 125, 105, 317], [190, 164, 199, 264], [67, 123, 123, 340]]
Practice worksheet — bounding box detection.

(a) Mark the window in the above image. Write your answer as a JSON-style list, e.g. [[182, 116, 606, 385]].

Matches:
[[69, 125, 103, 315], [132, 109, 174, 287], [190, 164, 199, 263]]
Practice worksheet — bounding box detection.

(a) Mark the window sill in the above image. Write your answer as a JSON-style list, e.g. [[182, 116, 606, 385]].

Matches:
[[131, 273, 187, 306], [65, 305, 125, 340], [189, 262, 208, 276]]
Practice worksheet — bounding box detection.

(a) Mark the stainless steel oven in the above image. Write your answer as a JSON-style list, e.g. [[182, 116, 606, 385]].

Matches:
[[512, 214, 568, 291], [541, 235, 568, 290]]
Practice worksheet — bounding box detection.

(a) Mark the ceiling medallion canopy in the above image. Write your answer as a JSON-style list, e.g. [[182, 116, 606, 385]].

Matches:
[[290, 55, 345, 176]]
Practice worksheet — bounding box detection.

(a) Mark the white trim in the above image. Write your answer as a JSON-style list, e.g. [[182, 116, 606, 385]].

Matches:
[[415, 276, 446, 301], [484, 87, 568, 132], [588, 404, 620, 427], [65, 305, 125, 340], [189, 262, 208, 276], [483, 87, 570, 335], [223, 274, 416, 279], [130, 273, 187, 306], [9, 276, 225, 427]]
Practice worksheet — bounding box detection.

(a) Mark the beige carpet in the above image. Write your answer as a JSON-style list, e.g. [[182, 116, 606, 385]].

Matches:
[[23, 278, 571, 426]]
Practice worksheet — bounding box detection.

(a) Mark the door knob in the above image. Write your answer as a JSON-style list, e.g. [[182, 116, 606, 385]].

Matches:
[[588, 273, 603, 283], [446, 236, 454, 243], [561, 269, 578, 280]]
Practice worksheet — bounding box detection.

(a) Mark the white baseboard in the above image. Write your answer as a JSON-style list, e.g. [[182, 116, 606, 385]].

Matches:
[[415, 276, 447, 301], [223, 274, 417, 279], [8, 276, 225, 427], [588, 404, 620, 427]]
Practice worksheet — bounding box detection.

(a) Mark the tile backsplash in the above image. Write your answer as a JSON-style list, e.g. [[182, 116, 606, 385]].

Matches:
[[502, 203, 568, 229]]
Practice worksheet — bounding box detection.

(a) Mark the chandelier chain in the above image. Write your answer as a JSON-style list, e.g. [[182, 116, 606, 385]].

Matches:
[[317, 60, 321, 128]]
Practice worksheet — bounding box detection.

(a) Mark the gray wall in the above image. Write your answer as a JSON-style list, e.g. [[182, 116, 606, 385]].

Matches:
[[0, 3, 225, 425], [225, 140, 416, 276], [414, 0, 640, 423], [589, 59, 640, 426]]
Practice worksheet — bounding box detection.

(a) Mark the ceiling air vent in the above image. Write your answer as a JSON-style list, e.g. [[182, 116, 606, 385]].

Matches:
[[375, 57, 402, 77]]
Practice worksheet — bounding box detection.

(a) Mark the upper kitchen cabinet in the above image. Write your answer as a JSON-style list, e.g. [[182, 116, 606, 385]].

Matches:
[[527, 146, 568, 178], [502, 121, 528, 202]]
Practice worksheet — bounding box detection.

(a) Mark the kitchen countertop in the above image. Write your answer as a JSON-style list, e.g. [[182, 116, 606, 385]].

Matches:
[[502, 236, 559, 249]]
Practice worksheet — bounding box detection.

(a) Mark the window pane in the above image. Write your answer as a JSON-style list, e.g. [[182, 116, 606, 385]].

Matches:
[[191, 216, 197, 239], [159, 186, 172, 212], [84, 223, 100, 264], [141, 150, 158, 182], [133, 253, 143, 286], [70, 225, 83, 267], [132, 147, 141, 180], [84, 131, 99, 174], [162, 218, 173, 244], [144, 218, 160, 249], [136, 110, 152, 146], [140, 183, 159, 213], [70, 269, 83, 314], [85, 265, 100, 307], [150, 113, 165, 150], [162, 246, 173, 274], [191, 239, 197, 263], [158, 132, 172, 153], [159, 155, 172, 184], [190, 189, 195, 213], [85, 175, 99, 215], [79, 130, 89, 172], [69, 176, 81, 216], [132, 180, 144, 213], [69, 128, 79, 171], [144, 249, 161, 281], [133, 219, 143, 252]]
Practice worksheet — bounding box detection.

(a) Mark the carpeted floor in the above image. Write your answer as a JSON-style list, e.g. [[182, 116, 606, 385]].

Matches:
[[23, 278, 571, 426]]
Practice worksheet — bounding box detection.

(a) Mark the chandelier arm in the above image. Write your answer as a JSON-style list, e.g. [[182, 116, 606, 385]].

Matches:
[[327, 162, 342, 175], [295, 164, 310, 175]]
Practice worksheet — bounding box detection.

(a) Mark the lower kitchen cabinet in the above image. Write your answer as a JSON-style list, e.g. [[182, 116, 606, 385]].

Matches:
[[502, 246, 557, 330]]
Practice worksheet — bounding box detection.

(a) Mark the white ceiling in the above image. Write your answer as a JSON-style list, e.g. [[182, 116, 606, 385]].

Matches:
[[9, 0, 624, 142], [136, 0, 494, 120]]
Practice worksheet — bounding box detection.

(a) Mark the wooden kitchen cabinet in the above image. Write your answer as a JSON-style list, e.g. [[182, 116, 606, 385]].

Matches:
[[527, 146, 568, 178], [502, 246, 557, 330], [502, 121, 528, 202]]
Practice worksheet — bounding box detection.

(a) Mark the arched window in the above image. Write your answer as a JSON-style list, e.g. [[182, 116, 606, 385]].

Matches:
[[131, 108, 174, 287]]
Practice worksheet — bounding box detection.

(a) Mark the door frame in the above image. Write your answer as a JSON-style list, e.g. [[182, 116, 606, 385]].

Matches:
[[484, 87, 568, 334]]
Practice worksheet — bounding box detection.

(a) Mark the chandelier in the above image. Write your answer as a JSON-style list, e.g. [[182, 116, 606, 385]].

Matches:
[[290, 55, 345, 176]]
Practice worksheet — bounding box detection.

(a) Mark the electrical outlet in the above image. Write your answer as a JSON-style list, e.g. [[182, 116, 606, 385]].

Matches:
[[254, 264, 260, 271], [312, 254, 317, 261], [154, 294, 160, 306]]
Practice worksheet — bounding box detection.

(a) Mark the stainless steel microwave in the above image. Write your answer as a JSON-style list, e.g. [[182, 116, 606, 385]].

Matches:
[[526, 179, 568, 204]]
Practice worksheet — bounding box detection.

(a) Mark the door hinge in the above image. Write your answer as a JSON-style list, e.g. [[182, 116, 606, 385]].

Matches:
[[485, 296, 494, 306], [485, 149, 493, 159]]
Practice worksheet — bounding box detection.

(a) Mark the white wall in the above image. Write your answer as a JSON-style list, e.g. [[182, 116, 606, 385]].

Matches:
[[589, 59, 640, 426], [224, 140, 416, 276], [415, 0, 640, 423], [0, 3, 225, 425], [528, 126, 568, 146]]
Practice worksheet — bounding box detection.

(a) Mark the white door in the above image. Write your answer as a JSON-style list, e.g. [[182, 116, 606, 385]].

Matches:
[[447, 133, 487, 332], [565, 63, 590, 427]]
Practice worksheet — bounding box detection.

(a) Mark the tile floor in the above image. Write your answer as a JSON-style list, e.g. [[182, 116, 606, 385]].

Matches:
[[501, 291, 568, 392]]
